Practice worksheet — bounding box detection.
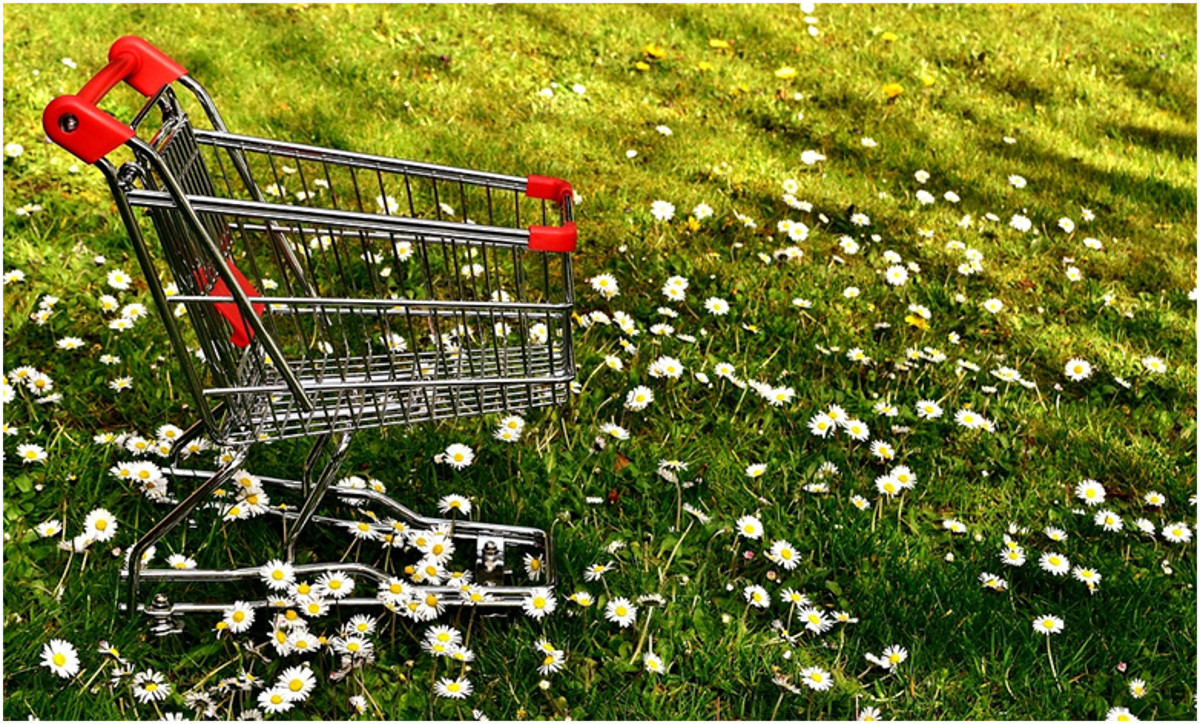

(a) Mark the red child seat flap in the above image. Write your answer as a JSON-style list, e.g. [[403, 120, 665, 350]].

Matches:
[[194, 261, 265, 348]]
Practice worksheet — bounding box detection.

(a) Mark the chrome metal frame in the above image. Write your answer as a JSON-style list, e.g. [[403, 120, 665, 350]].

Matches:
[[101, 74, 573, 628]]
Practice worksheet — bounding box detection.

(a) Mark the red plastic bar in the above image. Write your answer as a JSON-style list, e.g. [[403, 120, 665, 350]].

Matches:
[[43, 36, 187, 163], [525, 174, 574, 203], [196, 262, 265, 348], [528, 222, 578, 253]]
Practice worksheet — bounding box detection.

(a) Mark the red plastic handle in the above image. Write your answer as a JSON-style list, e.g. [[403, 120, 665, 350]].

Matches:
[[524, 175, 577, 252], [43, 36, 187, 164]]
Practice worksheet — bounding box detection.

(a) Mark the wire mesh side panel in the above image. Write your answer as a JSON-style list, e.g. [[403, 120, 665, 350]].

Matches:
[[192, 130, 558, 237], [135, 111, 574, 444]]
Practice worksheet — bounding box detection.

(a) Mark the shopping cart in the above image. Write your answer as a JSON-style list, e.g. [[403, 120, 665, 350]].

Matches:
[[44, 36, 576, 631]]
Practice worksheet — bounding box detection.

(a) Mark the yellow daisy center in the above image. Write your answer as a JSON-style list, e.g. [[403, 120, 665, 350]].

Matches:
[[232, 611, 245, 623], [52, 653, 66, 667], [271, 694, 284, 705], [289, 679, 303, 692], [533, 597, 547, 609], [389, 583, 404, 594], [425, 594, 439, 607], [145, 683, 158, 692], [96, 519, 108, 530]]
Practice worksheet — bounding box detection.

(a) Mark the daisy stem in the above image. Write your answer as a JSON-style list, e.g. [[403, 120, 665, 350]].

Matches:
[[629, 606, 654, 665], [674, 477, 682, 532], [1046, 637, 1059, 685], [53, 548, 76, 600], [769, 691, 786, 721]]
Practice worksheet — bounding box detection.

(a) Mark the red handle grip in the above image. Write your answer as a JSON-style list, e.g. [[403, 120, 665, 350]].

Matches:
[[43, 36, 187, 164], [525, 175, 577, 252]]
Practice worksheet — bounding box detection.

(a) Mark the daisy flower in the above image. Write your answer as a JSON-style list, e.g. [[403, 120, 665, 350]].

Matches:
[[1105, 707, 1139, 722], [600, 422, 630, 440], [1129, 678, 1147, 698], [222, 601, 256, 634], [277, 665, 317, 701], [876, 475, 901, 497], [589, 273, 620, 299], [442, 443, 475, 470], [16, 443, 47, 464], [1000, 547, 1026, 567], [808, 413, 835, 437], [735, 514, 764, 540], [1141, 356, 1167, 374], [315, 570, 355, 599], [1038, 551, 1070, 576], [107, 269, 133, 290], [799, 606, 833, 634], [799, 666, 833, 691], [132, 669, 170, 704], [705, 297, 730, 315], [434, 677, 473, 699], [1064, 358, 1092, 381], [767, 540, 800, 570], [881, 645, 908, 669], [83, 508, 118, 541], [584, 561, 614, 582], [648, 355, 684, 379], [978, 572, 1008, 591], [1162, 522, 1192, 544], [522, 587, 557, 620], [1032, 614, 1064, 635], [1094, 509, 1123, 532], [915, 400, 943, 419], [524, 553, 545, 580], [604, 597, 638, 628], [843, 419, 870, 441], [40, 639, 80, 679], [258, 689, 294, 714], [643, 652, 665, 675], [1074, 479, 1106, 506], [743, 584, 770, 608], [36, 519, 62, 538], [1072, 566, 1101, 588], [650, 200, 676, 221], [624, 386, 654, 411], [982, 298, 1004, 314], [438, 494, 472, 515], [260, 559, 297, 591]]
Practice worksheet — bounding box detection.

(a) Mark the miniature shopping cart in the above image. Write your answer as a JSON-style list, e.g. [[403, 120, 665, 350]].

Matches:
[[44, 37, 576, 630]]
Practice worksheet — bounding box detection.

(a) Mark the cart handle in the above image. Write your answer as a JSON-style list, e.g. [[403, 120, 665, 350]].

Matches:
[[43, 36, 187, 164], [525, 175, 577, 253]]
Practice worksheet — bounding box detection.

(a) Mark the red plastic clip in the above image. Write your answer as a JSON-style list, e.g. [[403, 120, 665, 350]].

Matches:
[[525, 175, 574, 204], [528, 222, 577, 253], [195, 262, 265, 348]]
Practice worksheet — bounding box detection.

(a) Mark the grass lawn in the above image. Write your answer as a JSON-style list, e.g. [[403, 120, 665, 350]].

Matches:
[[3, 3, 1196, 720]]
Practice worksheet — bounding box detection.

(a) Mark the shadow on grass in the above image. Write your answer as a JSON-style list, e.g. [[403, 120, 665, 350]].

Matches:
[[1108, 123, 1198, 162]]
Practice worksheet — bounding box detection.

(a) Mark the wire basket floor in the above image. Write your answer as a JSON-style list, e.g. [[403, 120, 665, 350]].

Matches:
[[226, 344, 570, 443]]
